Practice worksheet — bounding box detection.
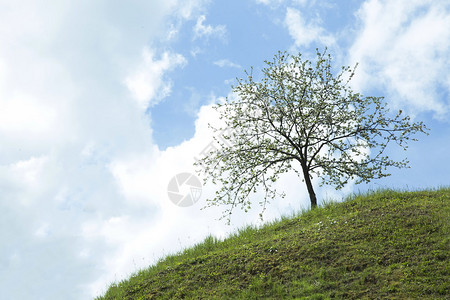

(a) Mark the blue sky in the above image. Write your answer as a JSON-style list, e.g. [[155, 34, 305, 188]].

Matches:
[[0, 0, 449, 299]]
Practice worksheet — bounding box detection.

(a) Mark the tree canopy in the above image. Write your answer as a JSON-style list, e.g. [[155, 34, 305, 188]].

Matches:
[[195, 49, 428, 222]]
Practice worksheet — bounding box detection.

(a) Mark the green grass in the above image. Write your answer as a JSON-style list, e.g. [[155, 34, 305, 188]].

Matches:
[[96, 188, 449, 299]]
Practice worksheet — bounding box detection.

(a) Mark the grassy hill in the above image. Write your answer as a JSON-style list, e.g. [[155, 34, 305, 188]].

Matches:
[[97, 189, 449, 299]]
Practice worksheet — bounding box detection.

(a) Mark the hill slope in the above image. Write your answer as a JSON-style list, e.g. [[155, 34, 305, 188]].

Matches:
[[97, 189, 449, 299]]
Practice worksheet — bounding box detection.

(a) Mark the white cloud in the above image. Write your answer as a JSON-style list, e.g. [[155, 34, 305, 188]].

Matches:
[[10, 156, 48, 189], [125, 48, 187, 109], [173, 0, 210, 20], [193, 15, 227, 40], [0, 93, 58, 137], [349, 0, 450, 117], [213, 59, 242, 68], [284, 7, 335, 48], [160, 0, 211, 41], [0, 0, 206, 299]]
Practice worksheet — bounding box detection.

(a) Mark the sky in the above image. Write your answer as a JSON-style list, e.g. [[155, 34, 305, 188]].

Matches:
[[0, 0, 448, 299]]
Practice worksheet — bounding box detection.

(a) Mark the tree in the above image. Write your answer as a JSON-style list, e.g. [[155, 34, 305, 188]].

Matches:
[[195, 49, 428, 222]]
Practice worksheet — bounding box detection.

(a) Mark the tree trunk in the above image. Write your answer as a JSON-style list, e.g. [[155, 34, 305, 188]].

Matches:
[[301, 164, 317, 208]]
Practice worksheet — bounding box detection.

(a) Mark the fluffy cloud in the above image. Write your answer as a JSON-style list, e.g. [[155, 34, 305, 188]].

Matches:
[[349, 0, 450, 117], [284, 7, 335, 48], [125, 48, 187, 109], [193, 15, 227, 40], [0, 1, 203, 299]]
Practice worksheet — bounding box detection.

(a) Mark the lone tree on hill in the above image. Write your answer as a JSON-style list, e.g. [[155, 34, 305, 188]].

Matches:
[[195, 49, 428, 221]]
